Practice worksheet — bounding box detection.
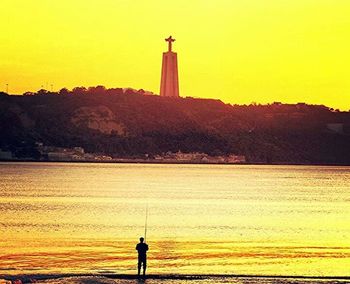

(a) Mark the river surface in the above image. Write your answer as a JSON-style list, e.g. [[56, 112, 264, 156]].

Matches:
[[0, 162, 349, 278]]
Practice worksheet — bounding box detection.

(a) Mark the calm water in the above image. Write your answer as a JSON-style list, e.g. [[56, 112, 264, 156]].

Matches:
[[0, 162, 349, 277]]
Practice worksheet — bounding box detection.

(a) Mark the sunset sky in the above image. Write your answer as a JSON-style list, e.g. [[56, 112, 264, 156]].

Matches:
[[1, 0, 349, 110]]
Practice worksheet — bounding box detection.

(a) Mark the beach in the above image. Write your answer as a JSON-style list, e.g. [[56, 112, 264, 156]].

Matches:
[[1, 274, 350, 284]]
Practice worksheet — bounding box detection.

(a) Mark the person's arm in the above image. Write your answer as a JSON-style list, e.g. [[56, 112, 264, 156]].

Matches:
[[146, 244, 149, 251]]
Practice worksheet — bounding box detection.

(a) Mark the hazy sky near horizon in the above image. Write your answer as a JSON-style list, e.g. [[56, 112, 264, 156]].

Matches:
[[1, 0, 349, 109]]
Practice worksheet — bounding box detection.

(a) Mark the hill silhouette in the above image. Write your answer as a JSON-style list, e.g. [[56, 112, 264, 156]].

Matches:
[[1, 87, 350, 164]]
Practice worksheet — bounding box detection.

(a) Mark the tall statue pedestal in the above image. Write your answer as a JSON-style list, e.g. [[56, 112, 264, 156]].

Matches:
[[160, 51, 179, 98], [160, 36, 180, 98]]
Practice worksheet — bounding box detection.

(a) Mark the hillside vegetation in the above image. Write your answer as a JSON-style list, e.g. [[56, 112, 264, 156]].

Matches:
[[1, 88, 350, 164]]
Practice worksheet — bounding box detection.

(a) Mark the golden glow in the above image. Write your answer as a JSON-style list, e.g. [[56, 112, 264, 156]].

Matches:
[[1, 163, 350, 276], [1, 0, 350, 109]]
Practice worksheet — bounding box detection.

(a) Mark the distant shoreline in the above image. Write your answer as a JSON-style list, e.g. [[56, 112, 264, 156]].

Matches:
[[0, 159, 349, 167], [2, 93, 350, 166]]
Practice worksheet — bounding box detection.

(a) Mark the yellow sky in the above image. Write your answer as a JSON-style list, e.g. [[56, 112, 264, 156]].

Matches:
[[1, 0, 349, 110]]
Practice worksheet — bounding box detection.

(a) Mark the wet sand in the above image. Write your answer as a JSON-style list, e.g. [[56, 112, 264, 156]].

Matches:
[[1, 274, 350, 284]]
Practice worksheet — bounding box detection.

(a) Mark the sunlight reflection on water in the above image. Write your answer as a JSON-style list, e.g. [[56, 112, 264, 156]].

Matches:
[[0, 163, 349, 276]]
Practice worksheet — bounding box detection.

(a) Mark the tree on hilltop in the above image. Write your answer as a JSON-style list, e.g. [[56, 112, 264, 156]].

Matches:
[[59, 88, 70, 96], [72, 87, 87, 95], [87, 85, 106, 95]]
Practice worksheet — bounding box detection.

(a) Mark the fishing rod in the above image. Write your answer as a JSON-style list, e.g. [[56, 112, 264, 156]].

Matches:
[[144, 203, 148, 242]]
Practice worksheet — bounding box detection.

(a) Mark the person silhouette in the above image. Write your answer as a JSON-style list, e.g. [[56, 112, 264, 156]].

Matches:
[[136, 237, 149, 277]]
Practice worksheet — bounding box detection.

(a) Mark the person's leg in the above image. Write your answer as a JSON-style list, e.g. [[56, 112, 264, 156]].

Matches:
[[137, 259, 141, 276], [143, 258, 147, 276]]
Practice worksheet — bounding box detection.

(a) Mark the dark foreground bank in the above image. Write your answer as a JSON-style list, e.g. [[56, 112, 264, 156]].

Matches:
[[1, 274, 350, 284]]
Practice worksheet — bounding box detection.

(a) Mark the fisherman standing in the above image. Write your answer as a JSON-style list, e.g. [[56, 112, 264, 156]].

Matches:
[[136, 237, 149, 277]]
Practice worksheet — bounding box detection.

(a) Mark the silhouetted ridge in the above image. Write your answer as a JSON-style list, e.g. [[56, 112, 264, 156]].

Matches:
[[1, 88, 350, 164]]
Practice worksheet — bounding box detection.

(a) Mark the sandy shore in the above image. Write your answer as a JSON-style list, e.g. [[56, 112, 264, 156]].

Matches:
[[1, 275, 350, 284]]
